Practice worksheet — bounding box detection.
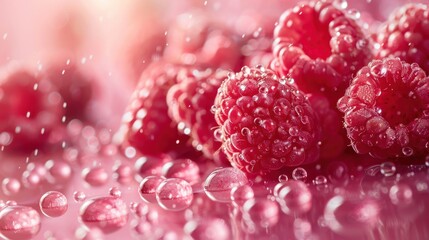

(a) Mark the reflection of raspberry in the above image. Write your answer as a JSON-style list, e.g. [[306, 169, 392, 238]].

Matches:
[[338, 58, 429, 159], [164, 11, 241, 70], [308, 94, 347, 159], [272, 0, 372, 104], [167, 68, 228, 162], [0, 66, 63, 152], [116, 62, 192, 156], [375, 4, 429, 74], [214, 67, 320, 176]]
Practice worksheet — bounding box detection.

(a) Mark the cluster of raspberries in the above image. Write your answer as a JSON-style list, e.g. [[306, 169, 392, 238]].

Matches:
[[118, 1, 429, 178]]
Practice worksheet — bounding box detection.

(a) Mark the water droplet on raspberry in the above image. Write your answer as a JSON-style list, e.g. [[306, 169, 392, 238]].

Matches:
[[402, 147, 414, 156], [231, 185, 254, 208], [389, 183, 413, 206], [80, 196, 129, 234], [82, 166, 109, 187], [276, 180, 312, 215], [292, 167, 308, 182], [0, 205, 41, 240], [203, 167, 248, 202], [139, 176, 166, 204], [162, 159, 200, 185], [380, 162, 396, 177], [73, 191, 86, 202], [243, 199, 279, 228], [278, 174, 288, 183], [1, 178, 20, 196], [39, 191, 68, 217], [156, 178, 193, 211], [313, 175, 328, 185], [324, 196, 379, 236]]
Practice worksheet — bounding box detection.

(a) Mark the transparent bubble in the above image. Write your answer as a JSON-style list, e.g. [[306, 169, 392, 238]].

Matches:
[[82, 166, 108, 187], [292, 167, 308, 182], [203, 167, 248, 202], [0, 206, 41, 240], [389, 183, 413, 206], [73, 191, 86, 203], [39, 191, 68, 217], [139, 176, 166, 204], [278, 174, 288, 183], [1, 178, 20, 196], [156, 178, 193, 211], [277, 180, 312, 215], [231, 185, 254, 208], [313, 175, 328, 185], [162, 158, 200, 185], [243, 199, 279, 228], [380, 162, 396, 177], [109, 187, 122, 197]]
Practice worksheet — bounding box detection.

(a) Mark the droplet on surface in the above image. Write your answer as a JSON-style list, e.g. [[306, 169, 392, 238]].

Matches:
[[380, 162, 396, 177], [231, 185, 254, 207], [162, 158, 200, 185], [139, 176, 166, 204], [185, 218, 231, 240], [203, 167, 248, 202], [243, 199, 279, 228], [0, 205, 41, 240], [276, 180, 312, 215], [74, 191, 86, 203], [39, 191, 68, 217], [80, 196, 129, 234], [156, 178, 193, 211], [82, 166, 108, 187], [1, 178, 20, 196], [389, 183, 413, 206]]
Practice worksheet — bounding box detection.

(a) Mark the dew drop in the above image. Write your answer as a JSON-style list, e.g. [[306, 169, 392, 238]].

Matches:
[[156, 178, 193, 211], [203, 167, 248, 202], [139, 176, 166, 204], [73, 191, 86, 202], [0, 205, 41, 240]]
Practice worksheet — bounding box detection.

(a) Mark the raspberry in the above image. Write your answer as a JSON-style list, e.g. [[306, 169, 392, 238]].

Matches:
[[164, 11, 241, 70], [166, 68, 228, 162], [116, 62, 192, 156], [272, 0, 372, 104], [214, 66, 320, 176], [375, 4, 429, 74], [44, 62, 93, 121], [337, 58, 429, 159], [308, 93, 347, 159], [0, 65, 64, 152]]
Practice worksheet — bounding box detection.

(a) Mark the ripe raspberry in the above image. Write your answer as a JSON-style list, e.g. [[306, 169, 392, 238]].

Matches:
[[44, 62, 93, 121], [214, 66, 320, 176], [308, 93, 347, 159], [164, 11, 241, 70], [375, 4, 429, 74], [116, 62, 192, 156], [0, 65, 64, 152], [272, 0, 372, 104], [337, 58, 429, 159], [166, 68, 228, 162]]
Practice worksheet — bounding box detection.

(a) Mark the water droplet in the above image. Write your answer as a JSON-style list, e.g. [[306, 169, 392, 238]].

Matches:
[[39, 191, 68, 217], [185, 218, 231, 240], [162, 159, 200, 185], [278, 174, 288, 183], [80, 196, 128, 234], [203, 167, 248, 202], [380, 162, 396, 177], [109, 187, 122, 197], [389, 183, 413, 205], [139, 176, 166, 204], [82, 166, 108, 187], [156, 178, 193, 211], [73, 191, 86, 202], [334, 0, 348, 9], [276, 180, 312, 215], [243, 199, 279, 228], [1, 178, 20, 196], [402, 147, 414, 156], [231, 185, 254, 207], [347, 9, 361, 19], [135, 155, 170, 181], [292, 167, 308, 182], [0, 206, 41, 239], [313, 175, 328, 185]]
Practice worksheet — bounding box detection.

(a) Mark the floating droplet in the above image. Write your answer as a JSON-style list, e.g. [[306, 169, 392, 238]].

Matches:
[[82, 166, 108, 187], [162, 158, 200, 185], [156, 178, 193, 211], [73, 191, 86, 203], [203, 168, 248, 202], [292, 167, 307, 182], [39, 191, 68, 217], [380, 162, 396, 177]]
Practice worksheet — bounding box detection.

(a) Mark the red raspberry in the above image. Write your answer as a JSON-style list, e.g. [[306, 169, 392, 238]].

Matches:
[[116, 62, 192, 156], [308, 93, 347, 159], [44, 62, 93, 121], [0, 65, 64, 152], [164, 11, 241, 70], [214, 66, 321, 176], [166, 68, 228, 163], [337, 58, 429, 159], [272, 0, 372, 104], [375, 4, 429, 74]]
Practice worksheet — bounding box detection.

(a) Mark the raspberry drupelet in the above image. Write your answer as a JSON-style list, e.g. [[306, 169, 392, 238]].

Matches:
[[338, 58, 429, 159], [272, 0, 372, 104], [375, 3, 429, 74], [213, 66, 321, 177], [166, 68, 229, 162]]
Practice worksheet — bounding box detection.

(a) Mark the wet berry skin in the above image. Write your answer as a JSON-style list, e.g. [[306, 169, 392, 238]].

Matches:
[[338, 58, 429, 159], [272, 0, 372, 105], [0, 66, 64, 153], [167, 68, 228, 162], [214, 66, 321, 177], [375, 3, 429, 74], [116, 61, 193, 156]]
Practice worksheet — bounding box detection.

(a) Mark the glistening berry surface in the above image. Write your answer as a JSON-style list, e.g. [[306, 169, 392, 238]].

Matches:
[[338, 58, 429, 159], [214, 66, 320, 176]]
